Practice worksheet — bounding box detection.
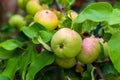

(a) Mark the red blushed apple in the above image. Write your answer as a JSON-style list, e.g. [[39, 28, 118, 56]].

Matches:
[[34, 10, 58, 31], [77, 37, 101, 64]]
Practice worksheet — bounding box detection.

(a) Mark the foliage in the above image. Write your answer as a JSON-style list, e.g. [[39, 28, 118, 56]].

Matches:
[[1, 1, 120, 80]]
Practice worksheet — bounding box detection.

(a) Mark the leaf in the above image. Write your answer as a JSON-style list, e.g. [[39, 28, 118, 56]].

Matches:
[[108, 32, 120, 72], [108, 9, 120, 25], [82, 66, 95, 80], [60, 16, 72, 28], [73, 2, 113, 23], [73, 2, 120, 28], [2, 56, 20, 80], [0, 39, 22, 51], [20, 45, 38, 80], [39, 0, 53, 4], [0, 48, 14, 59], [58, 0, 75, 10], [38, 36, 52, 52], [100, 63, 118, 76], [26, 51, 55, 80], [0, 75, 10, 80], [21, 23, 47, 38], [39, 30, 55, 43]]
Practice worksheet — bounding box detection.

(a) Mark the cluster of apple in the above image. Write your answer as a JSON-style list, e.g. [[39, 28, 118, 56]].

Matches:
[[51, 28, 109, 68], [8, 0, 108, 69], [8, 0, 78, 30]]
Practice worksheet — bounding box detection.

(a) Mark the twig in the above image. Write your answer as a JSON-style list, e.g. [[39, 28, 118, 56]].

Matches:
[[95, 65, 105, 79], [54, 0, 65, 13], [94, 58, 111, 64]]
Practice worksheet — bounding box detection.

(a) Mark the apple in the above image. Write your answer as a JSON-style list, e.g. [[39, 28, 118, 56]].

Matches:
[[18, 0, 30, 9], [77, 37, 101, 64], [70, 10, 78, 20], [51, 28, 82, 58], [55, 56, 76, 69], [9, 14, 26, 29], [26, 0, 42, 15], [96, 38, 109, 56], [34, 10, 58, 31]]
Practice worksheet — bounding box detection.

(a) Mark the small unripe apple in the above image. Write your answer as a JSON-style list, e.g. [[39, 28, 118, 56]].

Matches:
[[55, 56, 76, 69], [18, 0, 30, 9], [70, 10, 78, 20], [51, 28, 82, 58], [9, 15, 26, 29], [26, 0, 42, 15], [77, 37, 101, 64], [34, 10, 58, 31]]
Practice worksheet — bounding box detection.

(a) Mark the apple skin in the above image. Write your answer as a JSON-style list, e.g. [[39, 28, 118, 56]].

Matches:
[[26, 0, 42, 15], [55, 56, 76, 69], [18, 0, 30, 9], [34, 10, 58, 31], [51, 28, 82, 58], [70, 10, 78, 20], [9, 15, 26, 29], [96, 38, 109, 56], [77, 37, 101, 64]]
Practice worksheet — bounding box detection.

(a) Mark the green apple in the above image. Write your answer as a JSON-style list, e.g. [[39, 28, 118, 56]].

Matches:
[[18, 0, 30, 9], [34, 10, 58, 31], [26, 0, 42, 15], [70, 10, 78, 20], [9, 14, 26, 29], [51, 28, 82, 58], [77, 37, 101, 64], [96, 38, 109, 56], [55, 56, 76, 69]]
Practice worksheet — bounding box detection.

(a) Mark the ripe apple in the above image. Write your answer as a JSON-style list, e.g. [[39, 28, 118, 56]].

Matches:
[[77, 37, 101, 64], [9, 14, 26, 29], [55, 56, 76, 68], [51, 28, 82, 58], [34, 10, 58, 31], [26, 0, 42, 15]]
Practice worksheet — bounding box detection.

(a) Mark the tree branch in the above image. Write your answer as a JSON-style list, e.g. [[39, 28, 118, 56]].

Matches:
[[95, 64, 105, 79], [54, 0, 65, 13]]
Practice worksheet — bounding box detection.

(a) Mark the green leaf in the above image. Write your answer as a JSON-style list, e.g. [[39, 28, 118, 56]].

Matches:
[[108, 9, 120, 25], [20, 45, 38, 80], [0, 39, 22, 51], [82, 66, 95, 80], [26, 51, 55, 80], [38, 36, 52, 52], [73, 2, 113, 23], [108, 32, 120, 72], [0, 75, 10, 80], [60, 16, 72, 28], [39, 0, 53, 4], [101, 63, 118, 76], [58, 0, 75, 11], [2, 56, 20, 80], [21, 23, 47, 38], [0, 48, 14, 59], [39, 30, 55, 43], [73, 2, 120, 28]]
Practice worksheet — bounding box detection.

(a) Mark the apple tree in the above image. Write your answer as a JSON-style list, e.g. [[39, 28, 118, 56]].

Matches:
[[0, 0, 120, 80]]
